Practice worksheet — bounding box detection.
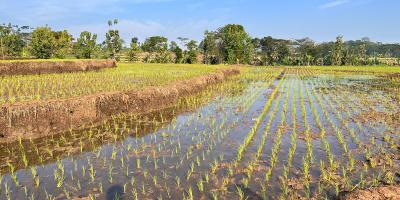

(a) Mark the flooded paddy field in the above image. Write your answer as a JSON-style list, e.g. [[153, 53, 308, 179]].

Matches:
[[0, 66, 399, 199]]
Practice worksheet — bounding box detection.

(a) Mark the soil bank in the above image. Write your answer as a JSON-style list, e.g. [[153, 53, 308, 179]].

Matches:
[[0, 59, 116, 76]]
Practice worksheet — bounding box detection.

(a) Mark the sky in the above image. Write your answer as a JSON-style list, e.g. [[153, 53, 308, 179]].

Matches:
[[0, 0, 399, 44]]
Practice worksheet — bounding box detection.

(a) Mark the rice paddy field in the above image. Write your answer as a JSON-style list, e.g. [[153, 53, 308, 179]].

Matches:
[[0, 63, 220, 104], [0, 64, 399, 199]]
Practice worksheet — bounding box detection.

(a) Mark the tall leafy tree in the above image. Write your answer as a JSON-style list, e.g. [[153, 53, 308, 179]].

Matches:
[[219, 24, 254, 64], [169, 41, 183, 63], [258, 36, 290, 65], [104, 19, 123, 59], [53, 30, 73, 58], [296, 38, 317, 66], [142, 36, 168, 52], [0, 23, 26, 59], [141, 36, 170, 63], [358, 43, 367, 65], [128, 37, 141, 61], [201, 31, 224, 64], [73, 31, 98, 59], [185, 40, 198, 64], [30, 27, 56, 59]]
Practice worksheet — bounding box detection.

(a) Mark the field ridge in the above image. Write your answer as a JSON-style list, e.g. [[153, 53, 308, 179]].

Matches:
[[0, 59, 116, 76]]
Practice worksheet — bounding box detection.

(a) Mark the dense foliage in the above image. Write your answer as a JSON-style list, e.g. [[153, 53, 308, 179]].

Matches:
[[1, 22, 400, 65], [73, 31, 98, 59]]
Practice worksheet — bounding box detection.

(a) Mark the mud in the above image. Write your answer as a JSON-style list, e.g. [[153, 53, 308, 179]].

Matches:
[[0, 59, 116, 76], [0, 69, 239, 142], [340, 185, 400, 200]]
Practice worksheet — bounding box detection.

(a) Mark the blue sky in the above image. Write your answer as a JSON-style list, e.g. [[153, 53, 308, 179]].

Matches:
[[1, 0, 399, 44]]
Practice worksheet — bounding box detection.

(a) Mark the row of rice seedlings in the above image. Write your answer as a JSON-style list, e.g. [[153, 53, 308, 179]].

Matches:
[[298, 76, 314, 198], [307, 77, 369, 196], [314, 83, 362, 175], [327, 88, 363, 147], [297, 77, 334, 198], [199, 71, 283, 197], [307, 79, 346, 195], [279, 76, 298, 198], [262, 76, 290, 198], [240, 76, 288, 196], [193, 73, 280, 197], [235, 75, 285, 164]]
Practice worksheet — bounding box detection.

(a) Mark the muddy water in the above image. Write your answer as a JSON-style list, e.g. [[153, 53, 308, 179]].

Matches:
[[0, 69, 399, 200]]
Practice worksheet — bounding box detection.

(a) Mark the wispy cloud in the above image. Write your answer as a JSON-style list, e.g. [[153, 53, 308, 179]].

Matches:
[[0, 0, 177, 23], [319, 0, 350, 9]]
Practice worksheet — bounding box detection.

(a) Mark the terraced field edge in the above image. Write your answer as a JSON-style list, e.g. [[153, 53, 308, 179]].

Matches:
[[0, 59, 116, 76]]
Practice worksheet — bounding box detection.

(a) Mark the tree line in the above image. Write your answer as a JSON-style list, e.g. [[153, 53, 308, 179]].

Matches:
[[1, 22, 400, 66]]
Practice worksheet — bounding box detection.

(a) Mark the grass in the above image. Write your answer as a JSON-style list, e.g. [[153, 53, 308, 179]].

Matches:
[[0, 63, 225, 105]]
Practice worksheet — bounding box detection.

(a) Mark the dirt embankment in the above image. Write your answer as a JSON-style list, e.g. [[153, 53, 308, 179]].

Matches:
[[0, 69, 240, 142], [0, 59, 116, 76], [340, 185, 400, 200]]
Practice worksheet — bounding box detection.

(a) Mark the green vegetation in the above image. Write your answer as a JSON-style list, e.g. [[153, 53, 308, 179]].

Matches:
[[104, 19, 123, 60], [1, 22, 399, 66], [0, 63, 221, 105], [73, 31, 98, 59]]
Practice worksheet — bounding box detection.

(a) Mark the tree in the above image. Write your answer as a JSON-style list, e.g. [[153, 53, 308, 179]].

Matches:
[[258, 36, 290, 65], [296, 38, 317, 66], [185, 40, 198, 64], [53, 30, 73, 58], [142, 36, 168, 52], [73, 31, 98, 59], [358, 43, 367, 65], [177, 37, 198, 63], [219, 24, 254, 64], [141, 36, 170, 63], [331, 36, 344, 66], [30, 27, 56, 59], [201, 31, 224, 64], [104, 19, 123, 59], [169, 41, 183, 63], [201, 25, 253, 65], [128, 37, 140, 62], [0, 23, 25, 59]]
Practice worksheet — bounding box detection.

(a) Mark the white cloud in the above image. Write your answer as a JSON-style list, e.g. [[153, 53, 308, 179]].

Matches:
[[319, 0, 350, 9]]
